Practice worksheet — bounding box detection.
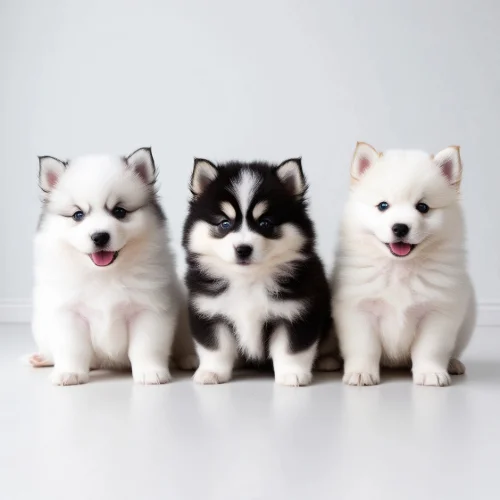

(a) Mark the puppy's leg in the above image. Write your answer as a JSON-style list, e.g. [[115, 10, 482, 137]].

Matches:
[[193, 324, 237, 385], [412, 312, 460, 387], [270, 326, 317, 387], [336, 306, 381, 386], [129, 311, 174, 385], [28, 310, 54, 367], [449, 290, 476, 376], [50, 312, 92, 386]]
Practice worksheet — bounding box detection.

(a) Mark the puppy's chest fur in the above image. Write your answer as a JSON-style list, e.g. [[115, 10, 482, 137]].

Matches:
[[343, 259, 459, 363], [55, 275, 168, 367], [193, 274, 304, 359], [75, 284, 140, 365]]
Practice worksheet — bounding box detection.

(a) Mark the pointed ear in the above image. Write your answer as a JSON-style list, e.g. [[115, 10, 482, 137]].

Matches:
[[126, 147, 156, 184], [190, 158, 218, 195], [38, 156, 67, 192], [351, 142, 380, 181], [276, 158, 306, 196], [434, 146, 462, 188]]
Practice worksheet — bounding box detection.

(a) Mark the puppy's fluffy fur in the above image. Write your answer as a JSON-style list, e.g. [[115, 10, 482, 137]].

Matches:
[[332, 143, 476, 386], [30, 148, 194, 385], [183, 159, 336, 386]]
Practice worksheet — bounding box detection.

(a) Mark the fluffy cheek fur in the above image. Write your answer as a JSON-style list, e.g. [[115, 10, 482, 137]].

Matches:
[[188, 221, 306, 266]]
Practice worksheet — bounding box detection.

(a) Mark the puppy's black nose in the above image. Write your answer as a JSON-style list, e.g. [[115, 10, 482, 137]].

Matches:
[[235, 245, 253, 259], [91, 232, 110, 248], [392, 223, 410, 238]]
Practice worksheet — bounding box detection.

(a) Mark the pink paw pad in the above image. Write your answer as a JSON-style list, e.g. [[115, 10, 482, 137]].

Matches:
[[29, 353, 52, 367]]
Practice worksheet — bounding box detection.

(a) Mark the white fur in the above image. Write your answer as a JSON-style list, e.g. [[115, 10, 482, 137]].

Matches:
[[231, 170, 259, 215], [31, 152, 193, 385], [332, 145, 476, 387], [192, 324, 237, 384], [270, 326, 317, 386]]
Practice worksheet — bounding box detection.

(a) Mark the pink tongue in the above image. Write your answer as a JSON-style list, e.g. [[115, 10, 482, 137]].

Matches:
[[90, 251, 115, 266], [389, 242, 412, 256]]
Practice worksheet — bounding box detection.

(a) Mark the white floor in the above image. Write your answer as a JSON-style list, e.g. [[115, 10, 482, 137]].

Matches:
[[1, 325, 500, 500]]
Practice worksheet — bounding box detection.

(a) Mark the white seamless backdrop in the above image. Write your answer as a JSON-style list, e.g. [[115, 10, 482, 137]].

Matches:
[[0, 0, 499, 322]]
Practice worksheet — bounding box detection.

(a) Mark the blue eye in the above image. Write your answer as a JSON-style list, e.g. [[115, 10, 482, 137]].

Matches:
[[416, 202, 429, 214], [112, 206, 127, 220], [377, 202, 390, 212], [72, 210, 85, 222], [219, 220, 232, 230], [259, 218, 274, 230]]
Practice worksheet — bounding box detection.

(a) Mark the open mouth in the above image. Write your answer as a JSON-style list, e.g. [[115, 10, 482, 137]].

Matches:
[[89, 251, 119, 267], [386, 242, 416, 258]]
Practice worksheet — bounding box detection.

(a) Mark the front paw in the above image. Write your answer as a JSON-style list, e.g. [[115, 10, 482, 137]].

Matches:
[[133, 367, 172, 385], [413, 371, 451, 387], [51, 370, 89, 386], [193, 369, 231, 385], [343, 371, 380, 386], [275, 371, 313, 387]]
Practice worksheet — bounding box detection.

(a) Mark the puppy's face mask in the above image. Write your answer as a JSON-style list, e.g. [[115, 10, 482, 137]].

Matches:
[[38, 148, 160, 267], [185, 159, 309, 270], [348, 143, 463, 259]]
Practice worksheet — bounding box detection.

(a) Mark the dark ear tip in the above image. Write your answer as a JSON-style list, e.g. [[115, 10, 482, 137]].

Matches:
[[128, 147, 153, 159], [193, 158, 217, 168]]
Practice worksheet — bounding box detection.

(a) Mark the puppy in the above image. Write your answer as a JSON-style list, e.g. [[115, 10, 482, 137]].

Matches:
[[30, 148, 189, 385], [183, 159, 335, 386], [332, 143, 476, 386]]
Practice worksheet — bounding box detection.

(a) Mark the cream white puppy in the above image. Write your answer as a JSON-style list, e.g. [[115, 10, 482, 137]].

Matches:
[[30, 148, 194, 385], [332, 143, 476, 386]]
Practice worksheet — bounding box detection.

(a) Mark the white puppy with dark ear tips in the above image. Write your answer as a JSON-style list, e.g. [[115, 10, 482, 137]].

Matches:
[[332, 143, 476, 387], [30, 148, 194, 385]]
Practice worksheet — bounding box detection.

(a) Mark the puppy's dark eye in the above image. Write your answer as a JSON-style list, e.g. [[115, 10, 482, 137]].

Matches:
[[259, 218, 274, 230], [416, 202, 429, 214], [219, 220, 232, 230], [112, 207, 127, 220], [377, 202, 390, 212], [72, 211, 85, 222]]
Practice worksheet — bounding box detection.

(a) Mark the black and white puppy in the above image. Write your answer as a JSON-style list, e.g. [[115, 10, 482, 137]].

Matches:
[[183, 158, 333, 386]]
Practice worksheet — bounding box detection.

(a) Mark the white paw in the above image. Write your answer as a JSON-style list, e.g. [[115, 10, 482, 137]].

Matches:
[[314, 355, 342, 372], [133, 368, 172, 385], [275, 371, 313, 387], [413, 371, 451, 387], [448, 358, 466, 375], [51, 370, 89, 386], [193, 369, 231, 385], [343, 371, 380, 386], [174, 354, 199, 371]]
